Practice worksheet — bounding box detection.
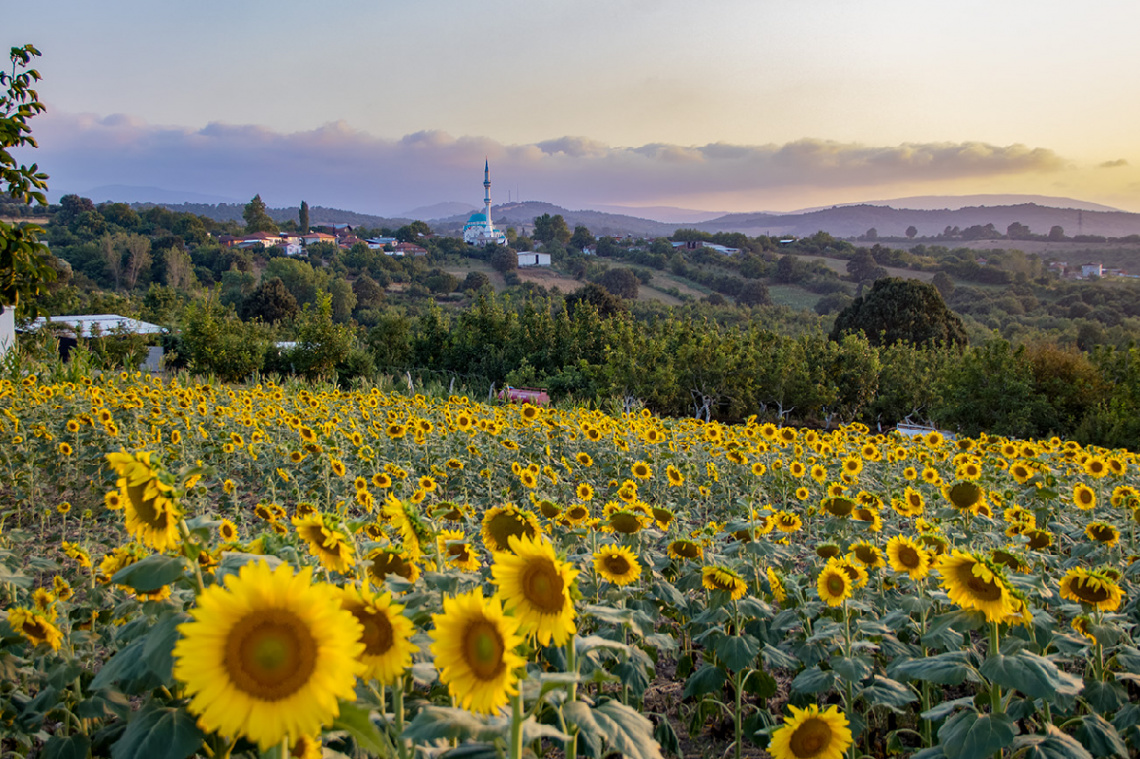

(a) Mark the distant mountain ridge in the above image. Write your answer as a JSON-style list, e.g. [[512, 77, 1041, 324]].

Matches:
[[124, 195, 1140, 240]]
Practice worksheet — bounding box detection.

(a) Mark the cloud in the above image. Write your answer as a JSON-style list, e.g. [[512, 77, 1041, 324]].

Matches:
[[1099, 158, 1129, 169], [24, 110, 1069, 215]]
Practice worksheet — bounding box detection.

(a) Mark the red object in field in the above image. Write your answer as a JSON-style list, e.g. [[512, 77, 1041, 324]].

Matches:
[[498, 386, 551, 406]]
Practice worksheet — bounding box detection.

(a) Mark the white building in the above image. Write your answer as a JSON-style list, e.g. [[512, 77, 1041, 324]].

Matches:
[[1081, 262, 1103, 278], [518, 252, 551, 267], [463, 160, 508, 246]]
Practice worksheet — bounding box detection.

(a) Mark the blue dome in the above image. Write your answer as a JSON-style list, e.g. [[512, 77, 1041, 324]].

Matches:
[[466, 212, 488, 224]]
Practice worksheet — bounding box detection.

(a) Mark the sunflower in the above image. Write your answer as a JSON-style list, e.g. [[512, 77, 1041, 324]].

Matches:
[[651, 506, 676, 531], [1083, 456, 1109, 478], [767, 567, 787, 604], [841, 456, 863, 478], [667, 538, 704, 561], [594, 545, 642, 586], [563, 503, 591, 526], [768, 704, 852, 759], [218, 519, 240, 544], [607, 508, 652, 534], [8, 607, 64, 651], [943, 481, 985, 512], [830, 556, 870, 588], [364, 547, 420, 585], [339, 585, 416, 685], [666, 465, 684, 487], [437, 529, 481, 572], [816, 542, 842, 560], [631, 461, 652, 480], [774, 510, 803, 533], [293, 513, 355, 575], [492, 535, 578, 647], [172, 562, 364, 751], [816, 564, 852, 607], [481, 505, 541, 553], [1073, 483, 1096, 510], [1085, 521, 1120, 548], [1023, 528, 1054, 551], [847, 541, 885, 569], [1009, 461, 1035, 485], [934, 551, 1015, 622], [702, 565, 748, 600], [885, 535, 931, 580], [106, 450, 182, 551], [430, 588, 526, 715], [1058, 568, 1123, 611], [821, 497, 855, 518]]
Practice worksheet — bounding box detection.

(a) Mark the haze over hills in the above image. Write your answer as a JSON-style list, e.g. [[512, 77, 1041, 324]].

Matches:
[[104, 188, 1140, 240], [811, 194, 1123, 214]]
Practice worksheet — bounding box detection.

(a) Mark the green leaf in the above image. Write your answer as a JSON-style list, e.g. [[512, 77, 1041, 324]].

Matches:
[[1012, 725, 1095, 759], [437, 745, 499, 759], [683, 665, 726, 700], [1075, 713, 1128, 759], [832, 655, 873, 685], [715, 633, 760, 673], [330, 701, 393, 757], [110, 555, 188, 593], [1082, 680, 1128, 713], [895, 652, 977, 686], [401, 706, 504, 745], [920, 696, 976, 722], [980, 651, 1082, 702], [41, 734, 91, 759], [761, 644, 798, 670], [791, 666, 838, 694], [743, 669, 778, 699], [564, 699, 664, 759], [143, 611, 191, 684], [858, 676, 917, 711], [938, 711, 1016, 759], [111, 704, 204, 759], [653, 711, 683, 758]]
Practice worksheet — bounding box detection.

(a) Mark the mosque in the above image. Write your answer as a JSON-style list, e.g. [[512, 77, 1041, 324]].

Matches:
[[462, 160, 508, 246]]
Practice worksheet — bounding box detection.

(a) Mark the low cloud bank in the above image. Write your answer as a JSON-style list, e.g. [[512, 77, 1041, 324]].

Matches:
[[27, 110, 1067, 215]]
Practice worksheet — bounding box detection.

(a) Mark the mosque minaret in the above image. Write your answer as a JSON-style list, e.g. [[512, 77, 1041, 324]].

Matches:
[[463, 159, 508, 246]]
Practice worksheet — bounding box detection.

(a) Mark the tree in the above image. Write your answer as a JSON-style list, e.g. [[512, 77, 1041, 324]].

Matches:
[[243, 194, 279, 234], [565, 282, 626, 318], [1048, 225, 1066, 241], [861, 228, 878, 241], [299, 200, 309, 233], [931, 271, 955, 299], [533, 213, 571, 244], [846, 249, 888, 283], [461, 271, 491, 292], [1007, 222, 1032, 240], [352, 274, 386, 309], [596, 267, 640, 299], [0, 45, 56, 315], [100, 233, 123, 289], [240, 276, 299, 324], [736, 279, 772, 307], [569, 225, 595, 251], [396, 220, 431, 242], [905, 225, 918, 239], [161, 246, 196, 290], [123, 233, 151, 289], [831, 277, 967, 348], [490, 245, 517, 273]]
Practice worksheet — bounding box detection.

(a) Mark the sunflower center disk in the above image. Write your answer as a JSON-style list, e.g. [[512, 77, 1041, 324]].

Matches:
[[789, 718, 831, 758], [226, 611, 318, 701], [360, 612, 394, 656], [464, 621, 505, 680], [826, 576, 846, 596], [898, 547, 919, 568], [603, 556, 631, 576], [958, 566, 1002, 602], [523, 562, 566, 613]]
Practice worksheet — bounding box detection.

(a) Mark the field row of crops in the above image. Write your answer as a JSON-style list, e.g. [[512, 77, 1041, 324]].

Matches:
[[1, 367, 1137, 759]]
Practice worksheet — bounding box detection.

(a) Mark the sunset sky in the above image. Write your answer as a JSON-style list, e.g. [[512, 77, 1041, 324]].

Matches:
[[7, 0, 1140, 217]]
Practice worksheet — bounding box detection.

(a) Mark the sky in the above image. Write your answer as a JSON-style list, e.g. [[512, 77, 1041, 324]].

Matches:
[[7, 0, 1140, 217]]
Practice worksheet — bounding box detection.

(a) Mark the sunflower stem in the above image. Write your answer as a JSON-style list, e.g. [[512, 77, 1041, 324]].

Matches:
[[988, 622, 1003, 715], [734, 668, 744, 759], [179, 519, 206, 594], [509, 691, 525, 759], [565, 633, 579, 759], [393, 675, 408, 759]]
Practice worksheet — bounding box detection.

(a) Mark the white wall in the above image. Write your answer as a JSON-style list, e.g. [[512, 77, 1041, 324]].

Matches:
[[0, 307, 14, 360]]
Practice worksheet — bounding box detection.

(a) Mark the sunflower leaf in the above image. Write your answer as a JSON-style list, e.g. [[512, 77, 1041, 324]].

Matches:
[[790, 666, 838, 694], [111, 704, 204, 759], [330, 701, 393, 757], [109, 555, 188, 593], [894, 652, 978, 686], [1012, 724, 1095, 759], [1075, 713, 1128, 759], [938, 711, 1016, 759], [682, 664, 726, 699], [40, 734, 91, 759], [715, 633, 760, 672], [979, 651, 1082, 702]]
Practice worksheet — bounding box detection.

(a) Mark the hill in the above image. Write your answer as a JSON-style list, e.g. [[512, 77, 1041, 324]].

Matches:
[[695, 203, 1140, 239], [129, 202, 412, 229]]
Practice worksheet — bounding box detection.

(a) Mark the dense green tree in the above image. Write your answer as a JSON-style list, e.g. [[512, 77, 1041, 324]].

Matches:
[[596, 267, 639, 299], [931, 271, 955, 299], [569, 225, 595, 251], [831, 277, 967, 348], [0, 44, 56, 315], [461, 270, 492, 292], [242, 194, 279, 234], [286, 292, 355, 380], [396, 220, 431, 242], [489, 245, 517, 273], [533, 213, 571, 244], [181, 296, 271, 382], [846, 249, 888, 283], [240, 276, 299, 324], [424, 268, 459, 294], [736, 279, 771, 307], [566, 283, 626, 318], [326, 277, 357, 323], [352, 274, 386, 309], [906, 225, 918, 239], [299, 200, 309, 233], [1048, 225, 1066, 241]]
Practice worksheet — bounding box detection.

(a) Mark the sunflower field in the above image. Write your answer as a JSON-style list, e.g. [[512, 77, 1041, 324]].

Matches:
[[1, 366, 1139, 759]]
